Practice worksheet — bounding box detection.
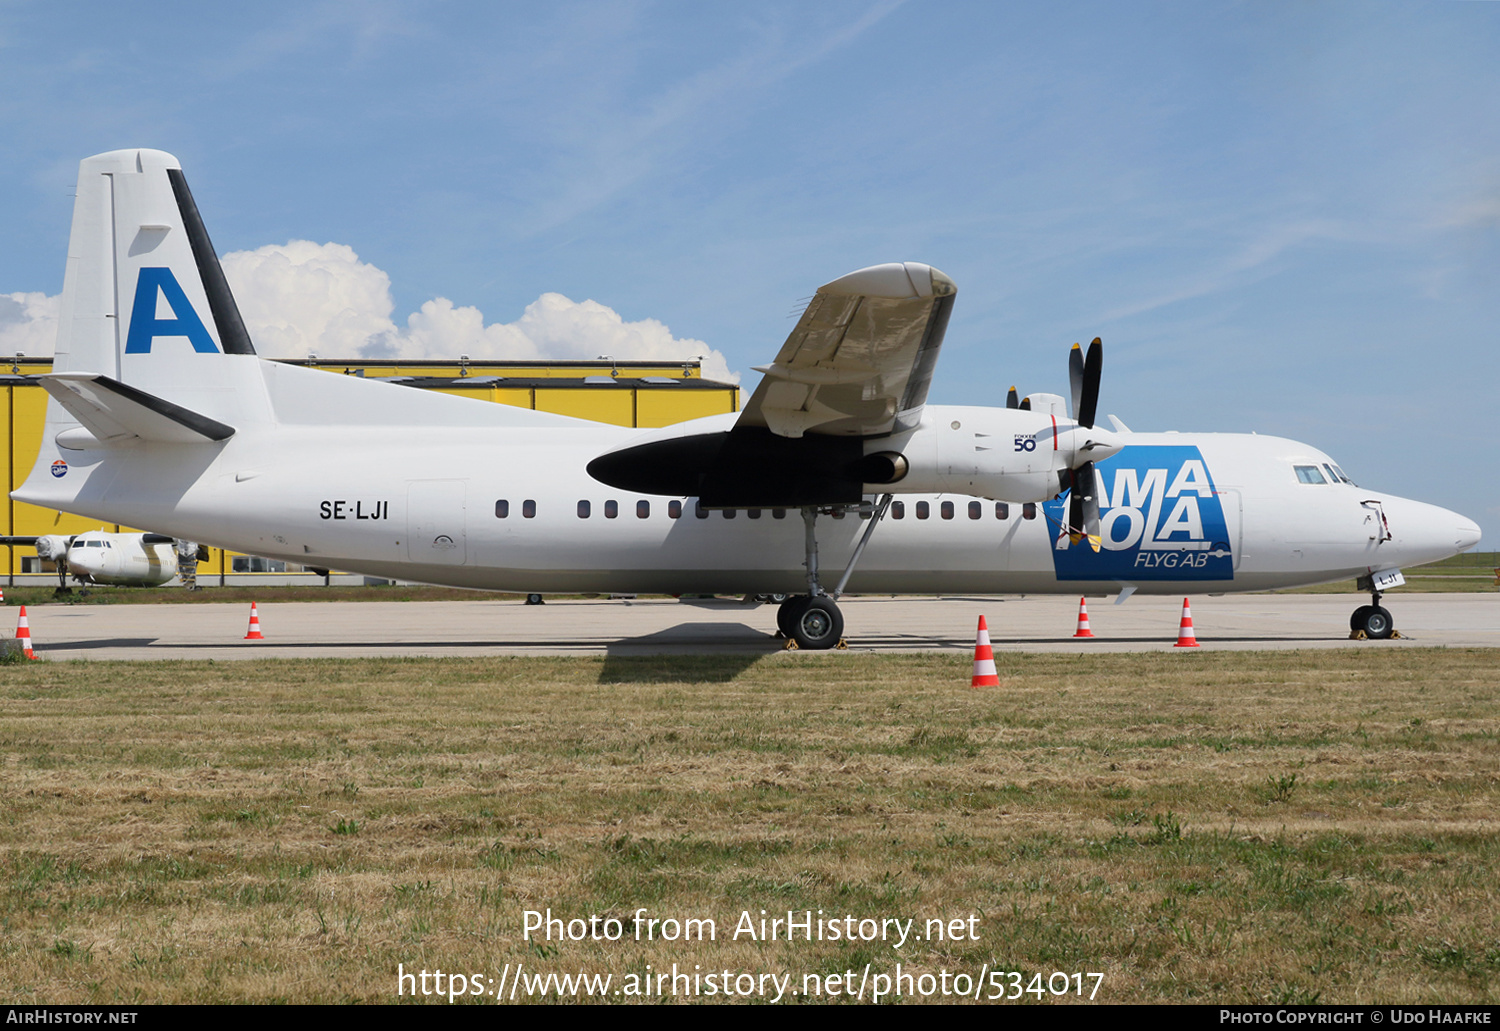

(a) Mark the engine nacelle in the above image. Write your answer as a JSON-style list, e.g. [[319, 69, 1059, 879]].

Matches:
[[867, 405, 1121, 504]]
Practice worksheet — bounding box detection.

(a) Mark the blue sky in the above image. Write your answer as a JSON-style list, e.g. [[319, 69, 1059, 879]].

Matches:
[[2, 1, 1497, 543]]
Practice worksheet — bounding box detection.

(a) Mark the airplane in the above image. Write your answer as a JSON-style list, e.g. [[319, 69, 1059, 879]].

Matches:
[[0, 531, 185, 587], [10, 149, 1482, 649]]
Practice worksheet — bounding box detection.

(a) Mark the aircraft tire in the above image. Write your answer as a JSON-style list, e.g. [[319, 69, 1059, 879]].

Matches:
[[1350, 605, 1373, 632], [791, 596, 843, 650], [1358, 605, 1394, 640], [777, 596, 807, 637]]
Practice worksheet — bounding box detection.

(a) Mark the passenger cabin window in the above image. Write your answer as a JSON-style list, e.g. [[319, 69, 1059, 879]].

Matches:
[[891, 501, 905, 519], [523, 500, 536, 518], [1295, 465, 1327, 484], [578, 500, 592, 518], [604, 500, 618, 519], [996, 502, 1009, 520], [637, 500, 650, 519], [722, 509, 735, 519], [916, 501, 930, 520], [695, 501, 709, 519], [748, 508, 761, 519], [941, 501, 954, 520], [495, 500, 509, 519], [668, 500, 682, 519], [1022, 503, 1036, 520], [772, 509, 787, 519], [968, 501, 982, 520]]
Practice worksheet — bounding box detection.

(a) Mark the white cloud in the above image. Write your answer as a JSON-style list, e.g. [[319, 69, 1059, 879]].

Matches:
[[0, 291, 60, 358], [0, 240, 738, 384], [223, 240, 738, 382], [221, 240, 397, 358]]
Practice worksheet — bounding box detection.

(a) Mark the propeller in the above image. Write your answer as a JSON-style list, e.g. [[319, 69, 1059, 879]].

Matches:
[[1065, 338, 1103, 552]]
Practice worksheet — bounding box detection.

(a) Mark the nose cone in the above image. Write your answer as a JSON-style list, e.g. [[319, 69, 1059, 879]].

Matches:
[[1456, 515, 1482, 553], [1380, 497, 1484, 566], [66, 546, 99, 576]]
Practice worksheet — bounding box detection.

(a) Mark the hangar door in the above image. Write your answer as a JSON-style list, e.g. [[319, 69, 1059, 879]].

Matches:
[[406, 480, 468, 565]]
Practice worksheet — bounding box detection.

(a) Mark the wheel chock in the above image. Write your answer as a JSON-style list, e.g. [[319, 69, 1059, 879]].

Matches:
[[783, 638, 799, 651], [835, 638, 849, 650], [1349, 630, 1367, 640]]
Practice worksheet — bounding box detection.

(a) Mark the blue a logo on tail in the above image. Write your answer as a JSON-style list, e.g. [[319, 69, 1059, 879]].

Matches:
[[1045, 444, 1234, 581], [124, 268, 218, 354]]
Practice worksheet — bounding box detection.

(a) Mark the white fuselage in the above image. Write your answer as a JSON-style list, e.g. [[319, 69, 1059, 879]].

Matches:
[[63, 531, 177, 586], [22, 400, 1478, 597]]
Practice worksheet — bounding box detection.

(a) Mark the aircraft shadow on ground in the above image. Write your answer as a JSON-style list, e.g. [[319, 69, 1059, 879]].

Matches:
[[39, 638, 158, 651], [600, 622, 779, 682]]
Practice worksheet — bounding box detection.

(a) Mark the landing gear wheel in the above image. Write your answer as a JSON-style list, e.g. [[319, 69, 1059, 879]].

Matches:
[[1355, 605, 1394, 640], [1350, 605, 1373, 632], [525, 593, 544, 606], [791, 595, 844, 651], [777, 595, 808, 637]]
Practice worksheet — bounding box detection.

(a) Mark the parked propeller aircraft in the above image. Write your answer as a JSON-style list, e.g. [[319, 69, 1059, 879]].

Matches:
[[11, 150, 1482, 647], [0, 531, 179, 586]]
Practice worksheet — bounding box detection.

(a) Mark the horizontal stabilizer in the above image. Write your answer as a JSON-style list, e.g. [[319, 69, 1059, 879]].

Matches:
[[42, 373, 235, 449]]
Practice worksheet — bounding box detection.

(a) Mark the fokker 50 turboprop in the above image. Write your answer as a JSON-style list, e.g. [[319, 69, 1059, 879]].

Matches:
[[0, 531, 182, 587], [12, 150, 1482, 648]]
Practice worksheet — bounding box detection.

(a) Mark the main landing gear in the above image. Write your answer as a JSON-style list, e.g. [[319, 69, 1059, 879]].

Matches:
[[777, 594, 845, 650], [773, 497, 892, 650], [1350, 588, 1395, 640]]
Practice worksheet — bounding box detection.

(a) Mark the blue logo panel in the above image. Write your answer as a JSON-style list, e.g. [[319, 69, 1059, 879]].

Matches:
[[1045, 444, 1234, 581], [124, 268, 218, 354]]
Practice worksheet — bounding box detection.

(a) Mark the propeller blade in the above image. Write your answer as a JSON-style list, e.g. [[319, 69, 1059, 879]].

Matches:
[[1019, 396, 1031, 411], [1067, 459, 1102, 552], [1068, 343, 1084, 421], [1007, 386, 1019, 409], [1076, 337, 1102, 430]]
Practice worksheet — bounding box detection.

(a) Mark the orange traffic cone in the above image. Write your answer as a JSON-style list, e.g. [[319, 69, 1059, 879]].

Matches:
[[1174, 597, 1199, 648], [15, 605, 37, 659], [971, 616, 999, 688], [1073, 596, 1096, 638], [244, 602, 265, 640]]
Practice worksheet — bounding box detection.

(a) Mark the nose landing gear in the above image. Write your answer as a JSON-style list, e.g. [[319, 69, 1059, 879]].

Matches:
[[1350, 585, 1397, 640], [1350, 601, 1394, 640]]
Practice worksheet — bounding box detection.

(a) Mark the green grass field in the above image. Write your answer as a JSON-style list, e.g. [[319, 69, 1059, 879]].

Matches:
[[2, 649, 1497, 1004]]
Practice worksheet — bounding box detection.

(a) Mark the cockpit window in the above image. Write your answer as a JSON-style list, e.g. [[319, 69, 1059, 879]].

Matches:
[[1324, 463, 1355, 486], [1294, 465, 1327, 484]]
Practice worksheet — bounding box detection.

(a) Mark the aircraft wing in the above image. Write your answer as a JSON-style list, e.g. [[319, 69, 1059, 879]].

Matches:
[[737, 262, 955, 439], [587, 262, 956, 508]]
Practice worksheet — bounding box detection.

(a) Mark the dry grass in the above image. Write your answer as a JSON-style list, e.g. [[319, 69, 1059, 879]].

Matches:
[[1, 649, 1497, 1004]]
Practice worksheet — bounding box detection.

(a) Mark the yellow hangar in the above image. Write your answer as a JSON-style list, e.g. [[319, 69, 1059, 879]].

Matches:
[[2, 356, 739, 585]]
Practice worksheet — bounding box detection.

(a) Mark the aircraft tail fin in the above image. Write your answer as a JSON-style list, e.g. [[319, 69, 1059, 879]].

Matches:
[[53, 149, 254, 383]]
